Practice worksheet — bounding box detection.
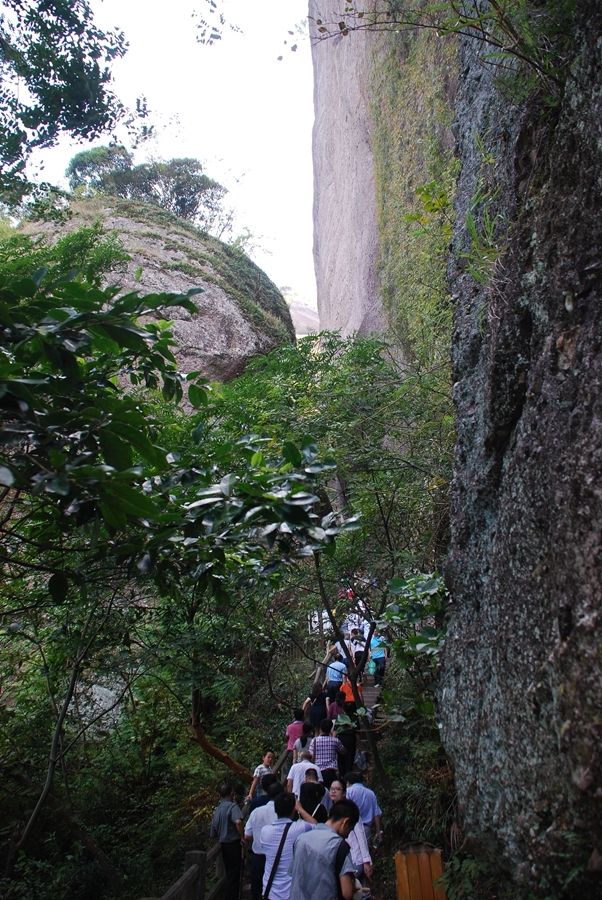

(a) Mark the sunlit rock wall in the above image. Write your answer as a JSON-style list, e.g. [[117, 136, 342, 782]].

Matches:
[[309, 0, 385, 335]]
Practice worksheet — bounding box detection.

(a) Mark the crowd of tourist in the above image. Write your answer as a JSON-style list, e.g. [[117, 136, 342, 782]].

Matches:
[[213, 766, 382, 900], [209, 632, 388, 900]]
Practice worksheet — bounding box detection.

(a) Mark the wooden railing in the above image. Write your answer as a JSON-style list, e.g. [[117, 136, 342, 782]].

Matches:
[[272, 742, 291, 783], [153, 740, 294, 900], [155, 845, 225, 900]]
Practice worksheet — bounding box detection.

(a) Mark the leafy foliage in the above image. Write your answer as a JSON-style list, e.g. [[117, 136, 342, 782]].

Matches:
[[66, 145, 134, 191], [0, 221, 129, 286], [200, 332, 453, 576], [437, 853, 497, 900], [0, 0, 127, 199], [193, 0, 242, 46], [0, 256, 205, 507], [386, 574, 448, 660], [373, 574, 455, 857], [0, 228, 356, 891], [312, 0, 579, 96]]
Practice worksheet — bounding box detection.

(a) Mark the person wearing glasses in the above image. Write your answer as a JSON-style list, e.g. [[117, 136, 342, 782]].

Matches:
[[328, 781, 373, 896]]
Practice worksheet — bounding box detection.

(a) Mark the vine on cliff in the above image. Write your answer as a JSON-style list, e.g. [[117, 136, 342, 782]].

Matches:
[[312, 0, 578, 97], [368, 19, 457, 365]]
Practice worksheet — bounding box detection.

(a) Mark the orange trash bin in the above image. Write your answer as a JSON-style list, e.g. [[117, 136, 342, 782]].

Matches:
[[395, 842, 447, 900]]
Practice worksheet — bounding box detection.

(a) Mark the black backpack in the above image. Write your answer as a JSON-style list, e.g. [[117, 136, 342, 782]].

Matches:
[[334, 839, 352, 900]]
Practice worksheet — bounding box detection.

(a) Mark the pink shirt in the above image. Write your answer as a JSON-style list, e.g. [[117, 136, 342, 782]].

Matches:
[[286, 720, 305, 750]]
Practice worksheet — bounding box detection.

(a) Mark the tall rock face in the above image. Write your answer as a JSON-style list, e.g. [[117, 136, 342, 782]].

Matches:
[[309, 0, 384, 335], [25, 197, 294, 382], [310, 0, 602, 892], [309, 3, 456, 345], [439, 2, 602, 895]]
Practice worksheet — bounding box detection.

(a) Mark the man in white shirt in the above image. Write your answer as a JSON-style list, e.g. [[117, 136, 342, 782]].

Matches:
[[286, 751, 323, 798], [244, 783, 283, 900], [260, 792, 316, 900]]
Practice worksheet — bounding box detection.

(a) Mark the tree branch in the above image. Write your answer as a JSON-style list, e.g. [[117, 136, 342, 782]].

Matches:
[[190, 689, 253, 783]]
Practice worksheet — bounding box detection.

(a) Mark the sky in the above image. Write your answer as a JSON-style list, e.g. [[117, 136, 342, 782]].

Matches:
[[32, 0, 317, 307]]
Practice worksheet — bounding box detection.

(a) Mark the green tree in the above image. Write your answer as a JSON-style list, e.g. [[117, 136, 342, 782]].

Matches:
[[0, 0, 127, 199], [203, 333, 452, 573], [64, 149, 233, 236], [0, 232, 353, 884], [65, 145, 134, 192]]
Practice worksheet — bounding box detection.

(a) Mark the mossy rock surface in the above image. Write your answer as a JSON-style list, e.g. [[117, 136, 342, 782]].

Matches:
[[23, 197, 294, 381]]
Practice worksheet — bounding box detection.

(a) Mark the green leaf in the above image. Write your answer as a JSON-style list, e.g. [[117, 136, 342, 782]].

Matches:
[[100, 502, 127, 532], [111, 422, 160, 464], [220, 474, 237, 497], [88, 326, 121, 354], [389, 578, 409, 594], [188, 383, 208, 408], [301, 435, 318, 463], [10, 278, 39, 299], [162, 375, 176, 402], [99, 428, 134, 471], [45, 473, 71, 496], [100, 323, 149, 352], [136, 551, 153, 573], [282, 442, 302, 467], [49, 450, 67, 468], [101, 483, 160, 519], [305, 461, 337, 473]]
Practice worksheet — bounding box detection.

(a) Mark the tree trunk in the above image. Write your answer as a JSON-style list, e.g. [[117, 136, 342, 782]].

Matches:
[[191, 689, 253, 783], [4, 615, 91, 879], [7, 774, 125, 894]]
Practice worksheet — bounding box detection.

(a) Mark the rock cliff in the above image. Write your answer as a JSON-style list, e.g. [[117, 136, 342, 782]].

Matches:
[[309, 3, 456, 347], [439, 2, 602, 895], [310, 0, 602, 894], [24, 197, 294, 382], [309, 0, 384, 335]]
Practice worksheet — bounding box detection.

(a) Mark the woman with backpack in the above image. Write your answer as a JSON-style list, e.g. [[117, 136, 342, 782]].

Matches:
[[293, 722, 314, 763]]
